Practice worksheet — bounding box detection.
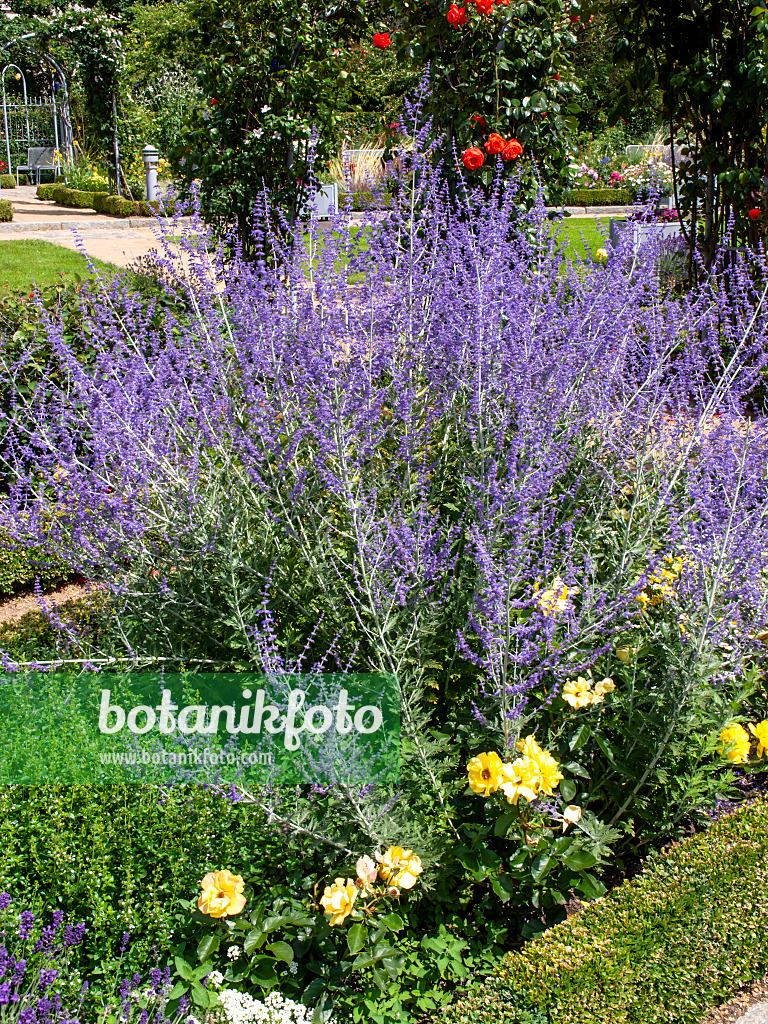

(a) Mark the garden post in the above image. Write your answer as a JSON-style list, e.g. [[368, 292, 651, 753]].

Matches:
[[142, 144, 159, 202]]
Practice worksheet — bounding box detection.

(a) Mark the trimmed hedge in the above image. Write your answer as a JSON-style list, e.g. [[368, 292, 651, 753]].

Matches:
[[0, 174, 15, 189], [566, 187, 633, 206], [444, 796, 768, 1024], [45, 185, 189, 218], [0, 199, 11, 222], [338, 189, 394, 211]]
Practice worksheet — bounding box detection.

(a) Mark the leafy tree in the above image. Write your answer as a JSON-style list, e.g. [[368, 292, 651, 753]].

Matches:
[[173, 0, 369, 256], [604, 0, 768, 269], [376, 0, 582, 206], [124, 0, 199, 90]]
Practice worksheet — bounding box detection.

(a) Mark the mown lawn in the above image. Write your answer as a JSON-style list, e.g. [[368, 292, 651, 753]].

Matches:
[[0, 239, 116, 290]]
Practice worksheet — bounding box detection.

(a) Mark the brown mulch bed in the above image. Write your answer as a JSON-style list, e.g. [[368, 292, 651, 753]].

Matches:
[[0, 581, 88, 624]]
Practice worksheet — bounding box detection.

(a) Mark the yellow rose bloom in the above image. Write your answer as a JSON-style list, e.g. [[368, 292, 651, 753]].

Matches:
[[749, 720, 768, 758], [537, 577, 570, 617], [595, 247, 608, 262], [499, 757, 540, 805], [376, 847, 423, 889], [530, 748, 564, 796], [467, 751, 504, 796], [717, 723, 751, 764], [562, 677, 592, 708], [515, 734, 544, 760], [198, 871, 247, 919], [319, 878, 357, 925]]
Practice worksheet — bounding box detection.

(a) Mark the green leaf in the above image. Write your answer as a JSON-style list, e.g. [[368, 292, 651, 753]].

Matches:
[[244, 928, 265, 954], [267, 941, 294, 964], [190, 983, 210, 1008], [197, 933, 220, 963], [563, 849, 599, 871], [560, 778, 577, 803], [174, 957, 194, 982], [568, 723, 591, 752], [347, 922, 367, 955], [168, 982, 187, 1000], [378, 911, 405, 931], [494, 810, 518, 837], [577, 872, 607, 900]]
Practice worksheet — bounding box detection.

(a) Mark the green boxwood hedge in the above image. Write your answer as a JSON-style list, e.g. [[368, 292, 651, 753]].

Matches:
[[0, 533, 71, 594], [36, 183, 56, 200], [444, 796, 768, 1024], [0, 174, 15, 189], [45, 185, 189, 218], [566, 187, 633, 207], [0, 199, 11, 222]]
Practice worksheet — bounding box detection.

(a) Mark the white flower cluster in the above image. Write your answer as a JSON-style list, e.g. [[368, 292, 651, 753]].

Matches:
[[216, 990, 323, 1024], [226, 945, 242, 960]]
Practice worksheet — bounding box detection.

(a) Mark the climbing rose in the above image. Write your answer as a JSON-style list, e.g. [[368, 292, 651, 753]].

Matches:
[[569, 13, 579, 21], [462, 146, 485, 170], [447, 3, 468, 25], [372, 32, 391, 49], [475, 0, 494, 14], [472, 113, 487, 129], [554, 71, 560, 80], [484, 133, 505, 156], [502, 138, 523, 161], [749, 208, 761, 221]]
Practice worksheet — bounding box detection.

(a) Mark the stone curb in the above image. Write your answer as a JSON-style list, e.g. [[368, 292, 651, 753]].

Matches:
[[0, 218, 194, 233]]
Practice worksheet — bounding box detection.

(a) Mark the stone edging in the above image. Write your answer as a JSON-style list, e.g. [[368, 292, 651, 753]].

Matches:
[[0, 218, 195, 233]]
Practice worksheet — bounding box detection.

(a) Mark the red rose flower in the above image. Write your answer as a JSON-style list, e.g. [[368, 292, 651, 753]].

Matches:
[[484, 133, 506, 156], [372, 32, 391, 49], [554, 72, 560, 80], [749, 208, 761, 220], [447, 3, 468, 25], [495, 0, 509, 5], [475, 0, 494, 14], [472, 114, 487, 129], [502, 138, 523, 161], [462, 147, 485, 171], [569, 14, 579, 22], [210, 98, 217, 105]]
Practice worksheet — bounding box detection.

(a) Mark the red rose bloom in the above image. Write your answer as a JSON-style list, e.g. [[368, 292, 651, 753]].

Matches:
[[462, 147, 485, 171], [447, 3, 468, 25], [495, 0, 509, 5], [749, 208, 761, 220], [569, 14, 579, 22], [472, 114, 487, 129], [210, 98, 217, 105], [484, 133, 506, 156], [372, 32, 391, 49], [502, 138, 523, 161], [554, 72, 560, 80], [475, 0, 494, 14]]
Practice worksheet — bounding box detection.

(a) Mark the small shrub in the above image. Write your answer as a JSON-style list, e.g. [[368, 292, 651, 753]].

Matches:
[[90, 191, 111, 213], [484, 797, 768, 1024], [36, 183, 57, 200], [0, 533, 70, 595], [566, 187, 633, 206], [0, 174, 15, 189], [0, 199, 11, 222]]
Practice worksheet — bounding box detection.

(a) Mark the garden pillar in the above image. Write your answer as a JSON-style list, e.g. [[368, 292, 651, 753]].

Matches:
[[142, 144, 159, 202]]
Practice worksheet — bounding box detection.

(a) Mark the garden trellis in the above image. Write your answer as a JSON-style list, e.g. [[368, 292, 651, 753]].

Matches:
[[0, 58, 74, 179]]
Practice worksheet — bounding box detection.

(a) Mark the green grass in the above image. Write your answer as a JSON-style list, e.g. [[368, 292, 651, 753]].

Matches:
[[553, 217, 611, 261], [0, 239, 116, 290]]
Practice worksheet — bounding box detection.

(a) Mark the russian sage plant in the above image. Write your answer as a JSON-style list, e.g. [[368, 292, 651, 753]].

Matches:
[[1, 88, 768, 895]]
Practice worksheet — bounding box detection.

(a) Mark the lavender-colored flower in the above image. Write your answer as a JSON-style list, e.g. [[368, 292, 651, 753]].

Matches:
[[0, 894, 10, 912], [18, 913, 35, 942]]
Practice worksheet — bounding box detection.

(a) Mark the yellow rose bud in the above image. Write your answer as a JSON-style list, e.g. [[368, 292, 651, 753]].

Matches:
[[562, 805, 582, 831]]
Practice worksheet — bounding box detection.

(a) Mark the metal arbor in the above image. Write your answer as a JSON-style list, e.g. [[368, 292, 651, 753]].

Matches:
[[0, 49, 74, 180]]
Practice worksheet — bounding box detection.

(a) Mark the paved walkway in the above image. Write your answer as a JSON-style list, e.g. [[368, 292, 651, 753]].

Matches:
[[0, 184, 195, 267]]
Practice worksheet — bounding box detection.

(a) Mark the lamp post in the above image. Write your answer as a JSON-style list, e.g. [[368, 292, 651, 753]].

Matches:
[[142, 144, 159, 202]]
